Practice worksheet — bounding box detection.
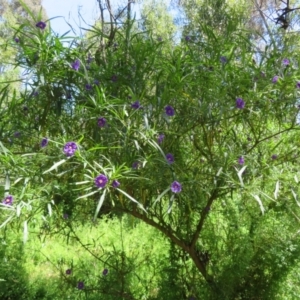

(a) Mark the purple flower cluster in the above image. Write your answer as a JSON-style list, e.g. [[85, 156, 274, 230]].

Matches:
[[63, 142, 77, 157], [66, 269, 71, 275]]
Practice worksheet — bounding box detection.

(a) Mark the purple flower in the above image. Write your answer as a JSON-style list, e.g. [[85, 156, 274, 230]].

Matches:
[[171, 181, 182, 193], [95, 174, 108, 188], [94, 79, 100, 86], [296, 81, 300, 89], [66, 269, 71, 275], [236, 98, 245, 109], [77, 281, 84, 290], [85, 84, 92, 90], [40, 137, 48, 148], [63, 213, 69, 219], [157, 37, 162, 42], [166, 153, 174, 164], [97, 117, 106, 127], [132, 161, 141, 169], [220, 56, 227, 64], [157, 134, 165, 145], [272, 75, 279, 83], [14, 37, 20, 43], [282, 58, 289, 66], [102, 268, 109, 276], [71, 59, 80, 71], [63, 142, 77, 157], [131, 101, 141, 109], [2, 195, 13, 206], [111, 74, 118, 82], [238, 156, 245, 165], [271, 154, 278, 160], [185, 35, 191, 41], [112, 180, 120, 188], [165, 105, 175, 116], [36, 21, 46, 30]]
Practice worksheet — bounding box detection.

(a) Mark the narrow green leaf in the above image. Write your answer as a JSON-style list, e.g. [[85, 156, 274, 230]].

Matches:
[[23, 220, 28, 244], [93, 189, 107, 221], [76, 190, 99, 200], [153, 187, 170, 206], [0, 216, 13, 229], [236, 166, 247, 187], [43, 159, 66, 174], [274, 181, 280, 200], [252, 194, 265, 215], [167, 194, 175, 214], [47, 203, 52, 217], [116, 188, 147, 213]]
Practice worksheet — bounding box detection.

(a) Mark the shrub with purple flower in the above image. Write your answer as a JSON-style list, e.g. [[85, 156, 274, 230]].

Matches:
[[236, 98, 245, 109], [2, 195, 13, 206], [63, 142, 77, 157], [296, 81, 300, 89], [271, 154, 278, 160], [166, 153, 174, 164], [36, 21, 46, 30], [171, 181, 182, 193], [165, 105, 175, 116], [40, 137, 48, 148], [95, 174, 108, 188]]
